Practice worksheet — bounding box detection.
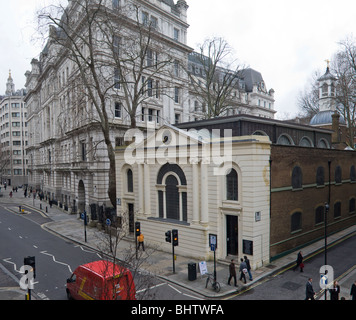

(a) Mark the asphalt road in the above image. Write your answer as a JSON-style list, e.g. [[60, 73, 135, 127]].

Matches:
[[227, 233, 356, 300], [0, 203, 203, 300]]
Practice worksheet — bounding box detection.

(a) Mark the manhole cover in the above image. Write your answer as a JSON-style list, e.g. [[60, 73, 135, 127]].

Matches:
[[281, 281, 302, 291]]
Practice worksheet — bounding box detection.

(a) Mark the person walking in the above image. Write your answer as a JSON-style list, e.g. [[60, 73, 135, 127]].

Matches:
[[137, 232, 145, 251], [293, 251, 304, 272], [329, 280, 340, 300], [350, 280, 356, 300], [239, 258, 247, 284], [305, 278, 315, 300], [228, 259, 237, 287], [244, 256, 253, 281]]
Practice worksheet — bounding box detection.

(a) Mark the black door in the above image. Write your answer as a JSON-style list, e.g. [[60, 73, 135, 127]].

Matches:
[[128, 203, 134, 234], [226, 215, 238, 256]]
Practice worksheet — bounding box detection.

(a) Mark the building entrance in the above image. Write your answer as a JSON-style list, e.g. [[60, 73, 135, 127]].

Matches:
[[226, 215, 238, 256]]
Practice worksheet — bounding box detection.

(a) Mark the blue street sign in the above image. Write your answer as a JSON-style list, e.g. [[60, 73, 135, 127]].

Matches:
[[106, 218, 111, 226], [210, 244, 216, 252]]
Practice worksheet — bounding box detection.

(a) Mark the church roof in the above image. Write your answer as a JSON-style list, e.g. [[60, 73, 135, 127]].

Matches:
[[309, 110, 346, 126], [318, 67, 337, 82]]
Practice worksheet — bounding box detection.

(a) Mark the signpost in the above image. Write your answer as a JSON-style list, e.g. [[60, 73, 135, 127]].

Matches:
[[209, 234, 217, 283], [106, 218, 112, 253], [81, 211, 88, 243]]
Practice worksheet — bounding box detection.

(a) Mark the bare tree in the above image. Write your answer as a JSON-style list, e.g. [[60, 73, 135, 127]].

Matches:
[[297, 70, 321, 117], [93, 210, 159, 300], [334, 37, 356, 147], [188, 37, 247, 119], [36, 0, 178, 207]]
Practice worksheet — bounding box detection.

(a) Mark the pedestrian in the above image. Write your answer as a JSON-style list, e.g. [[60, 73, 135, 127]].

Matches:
[[293, 251, 304, 272], [305, 278, 315, 300], [9, 191, 12, 198], [244, 256, 253, 281], [239, 258, 247, 284], [137, 232, 145, 251], [329, 280, 340, 300], [228, 259, 237, 287], [350, 280, 356, 300]]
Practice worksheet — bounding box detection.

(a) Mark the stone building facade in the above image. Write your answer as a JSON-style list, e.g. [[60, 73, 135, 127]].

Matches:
[[116, 125, 271, 269], [0, 72, 28, 187], [24, 0, 275, 216]]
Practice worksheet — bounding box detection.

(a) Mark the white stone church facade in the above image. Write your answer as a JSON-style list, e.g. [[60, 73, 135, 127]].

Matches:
[[115, 125, 271, 269]]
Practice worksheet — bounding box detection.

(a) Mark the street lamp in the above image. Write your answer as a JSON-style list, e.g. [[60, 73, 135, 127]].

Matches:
[[324, 202, 329, 300]]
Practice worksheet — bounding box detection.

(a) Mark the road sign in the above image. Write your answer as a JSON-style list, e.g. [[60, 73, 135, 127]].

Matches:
[[210, 244, 216, 252], [106, 218, 111, 226]]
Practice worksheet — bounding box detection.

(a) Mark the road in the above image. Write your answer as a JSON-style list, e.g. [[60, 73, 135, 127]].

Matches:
[[226, 233, 356, 300], [0, 202, 202, 300]]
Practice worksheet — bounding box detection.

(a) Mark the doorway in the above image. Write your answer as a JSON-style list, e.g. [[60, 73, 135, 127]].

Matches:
[[226, 215, 238, 256], [78, 180, 85, 213], [128, 203, 134, 234]]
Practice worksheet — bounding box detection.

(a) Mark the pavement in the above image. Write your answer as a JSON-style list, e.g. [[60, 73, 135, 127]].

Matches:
[[1, 187, 356, 300]]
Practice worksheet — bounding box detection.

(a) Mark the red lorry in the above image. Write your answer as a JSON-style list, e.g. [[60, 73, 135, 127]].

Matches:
[[66, 260, 136, 300]]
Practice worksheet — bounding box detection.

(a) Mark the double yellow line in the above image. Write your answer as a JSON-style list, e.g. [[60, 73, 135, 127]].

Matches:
[[224, 231, 356, 300]]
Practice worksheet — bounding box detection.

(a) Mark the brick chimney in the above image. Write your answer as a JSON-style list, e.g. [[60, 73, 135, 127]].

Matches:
[[332, 111, 340, 144]]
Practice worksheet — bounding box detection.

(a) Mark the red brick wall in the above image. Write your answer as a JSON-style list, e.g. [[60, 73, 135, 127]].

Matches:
[[270, 145, 356, 258]]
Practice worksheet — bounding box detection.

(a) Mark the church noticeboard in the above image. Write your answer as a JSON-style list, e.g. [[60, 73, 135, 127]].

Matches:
[[243, 240, 253, 255]]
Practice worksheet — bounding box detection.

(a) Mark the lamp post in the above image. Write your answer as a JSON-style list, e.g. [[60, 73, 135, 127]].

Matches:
[[324, 202, 329, 300]]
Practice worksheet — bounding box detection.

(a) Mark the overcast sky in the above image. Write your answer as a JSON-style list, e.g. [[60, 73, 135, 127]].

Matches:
[[1, 0, 355, 118]]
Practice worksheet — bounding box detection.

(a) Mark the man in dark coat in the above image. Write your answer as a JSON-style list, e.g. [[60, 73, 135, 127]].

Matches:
[[350, 280, 356, 300], [228, 259, 237, 287], [305, 278, 315, 300]]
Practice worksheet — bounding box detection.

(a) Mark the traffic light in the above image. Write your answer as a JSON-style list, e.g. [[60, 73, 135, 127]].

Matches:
[[135, 222, 141, 237], [24, 256, 36, 279], [172, 229, 178, 247], [165, 230, 171, 243]]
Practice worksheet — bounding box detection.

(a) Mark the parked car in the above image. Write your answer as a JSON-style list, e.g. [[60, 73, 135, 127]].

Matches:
[[66, 260, 136, 300]]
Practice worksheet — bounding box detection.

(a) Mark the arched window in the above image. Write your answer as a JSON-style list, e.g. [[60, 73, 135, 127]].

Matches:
[[315, 206, 324, 225], [157, 164, 187, 222], [335, 166, 342, 184], [349, 198, 355, 214], [299, 137, 313, 147], [291, 211, 302, 232], [292, 166, 303, 189], [277, 134, 294, 145], [127, 169, 133, 193], [318, 139, 329, 149], [226, 169, 238, 201], [334, 202, 341, 219], [322, 83, 328, 97], [350, 166, 356, 182], [316, 166, 325, 186]]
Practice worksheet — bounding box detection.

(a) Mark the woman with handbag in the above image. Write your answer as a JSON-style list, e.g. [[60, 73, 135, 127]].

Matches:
[[293, 251, 304, 272]]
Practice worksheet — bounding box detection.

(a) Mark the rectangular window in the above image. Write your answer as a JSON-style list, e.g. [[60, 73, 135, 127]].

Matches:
[[147, 49, 153, 67], [174, 87, 180, 103], [81, 142, 86, 161], [114, 68, 120, 89], [148, 109, 153, 122], [14, 169, 22, 175], [112, 0, 120, 9], [141, 107, 145, 121], [147, 79, 153, 97], [174, 28, 180, 42], [115, 102, 122, 118], [150, 16, 158, 29], [142, 11, 149, 26]]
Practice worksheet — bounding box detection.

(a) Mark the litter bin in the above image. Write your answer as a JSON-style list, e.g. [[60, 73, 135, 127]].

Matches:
[[188, 262, 197, 281]]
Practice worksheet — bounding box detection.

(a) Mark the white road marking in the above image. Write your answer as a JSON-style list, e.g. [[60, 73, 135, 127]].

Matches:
[[2, 258, 21, 273], [74, 245, 102, 258], [136, 282, 166, 293], [40, 251, 72, 273]]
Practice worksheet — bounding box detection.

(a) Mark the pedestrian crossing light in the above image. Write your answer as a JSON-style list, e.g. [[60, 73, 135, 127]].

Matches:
[[172, 229, 178, 247], [24, 256, 36, 279], [165, 230, 171, 243], [135, 222, 141, 237]]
